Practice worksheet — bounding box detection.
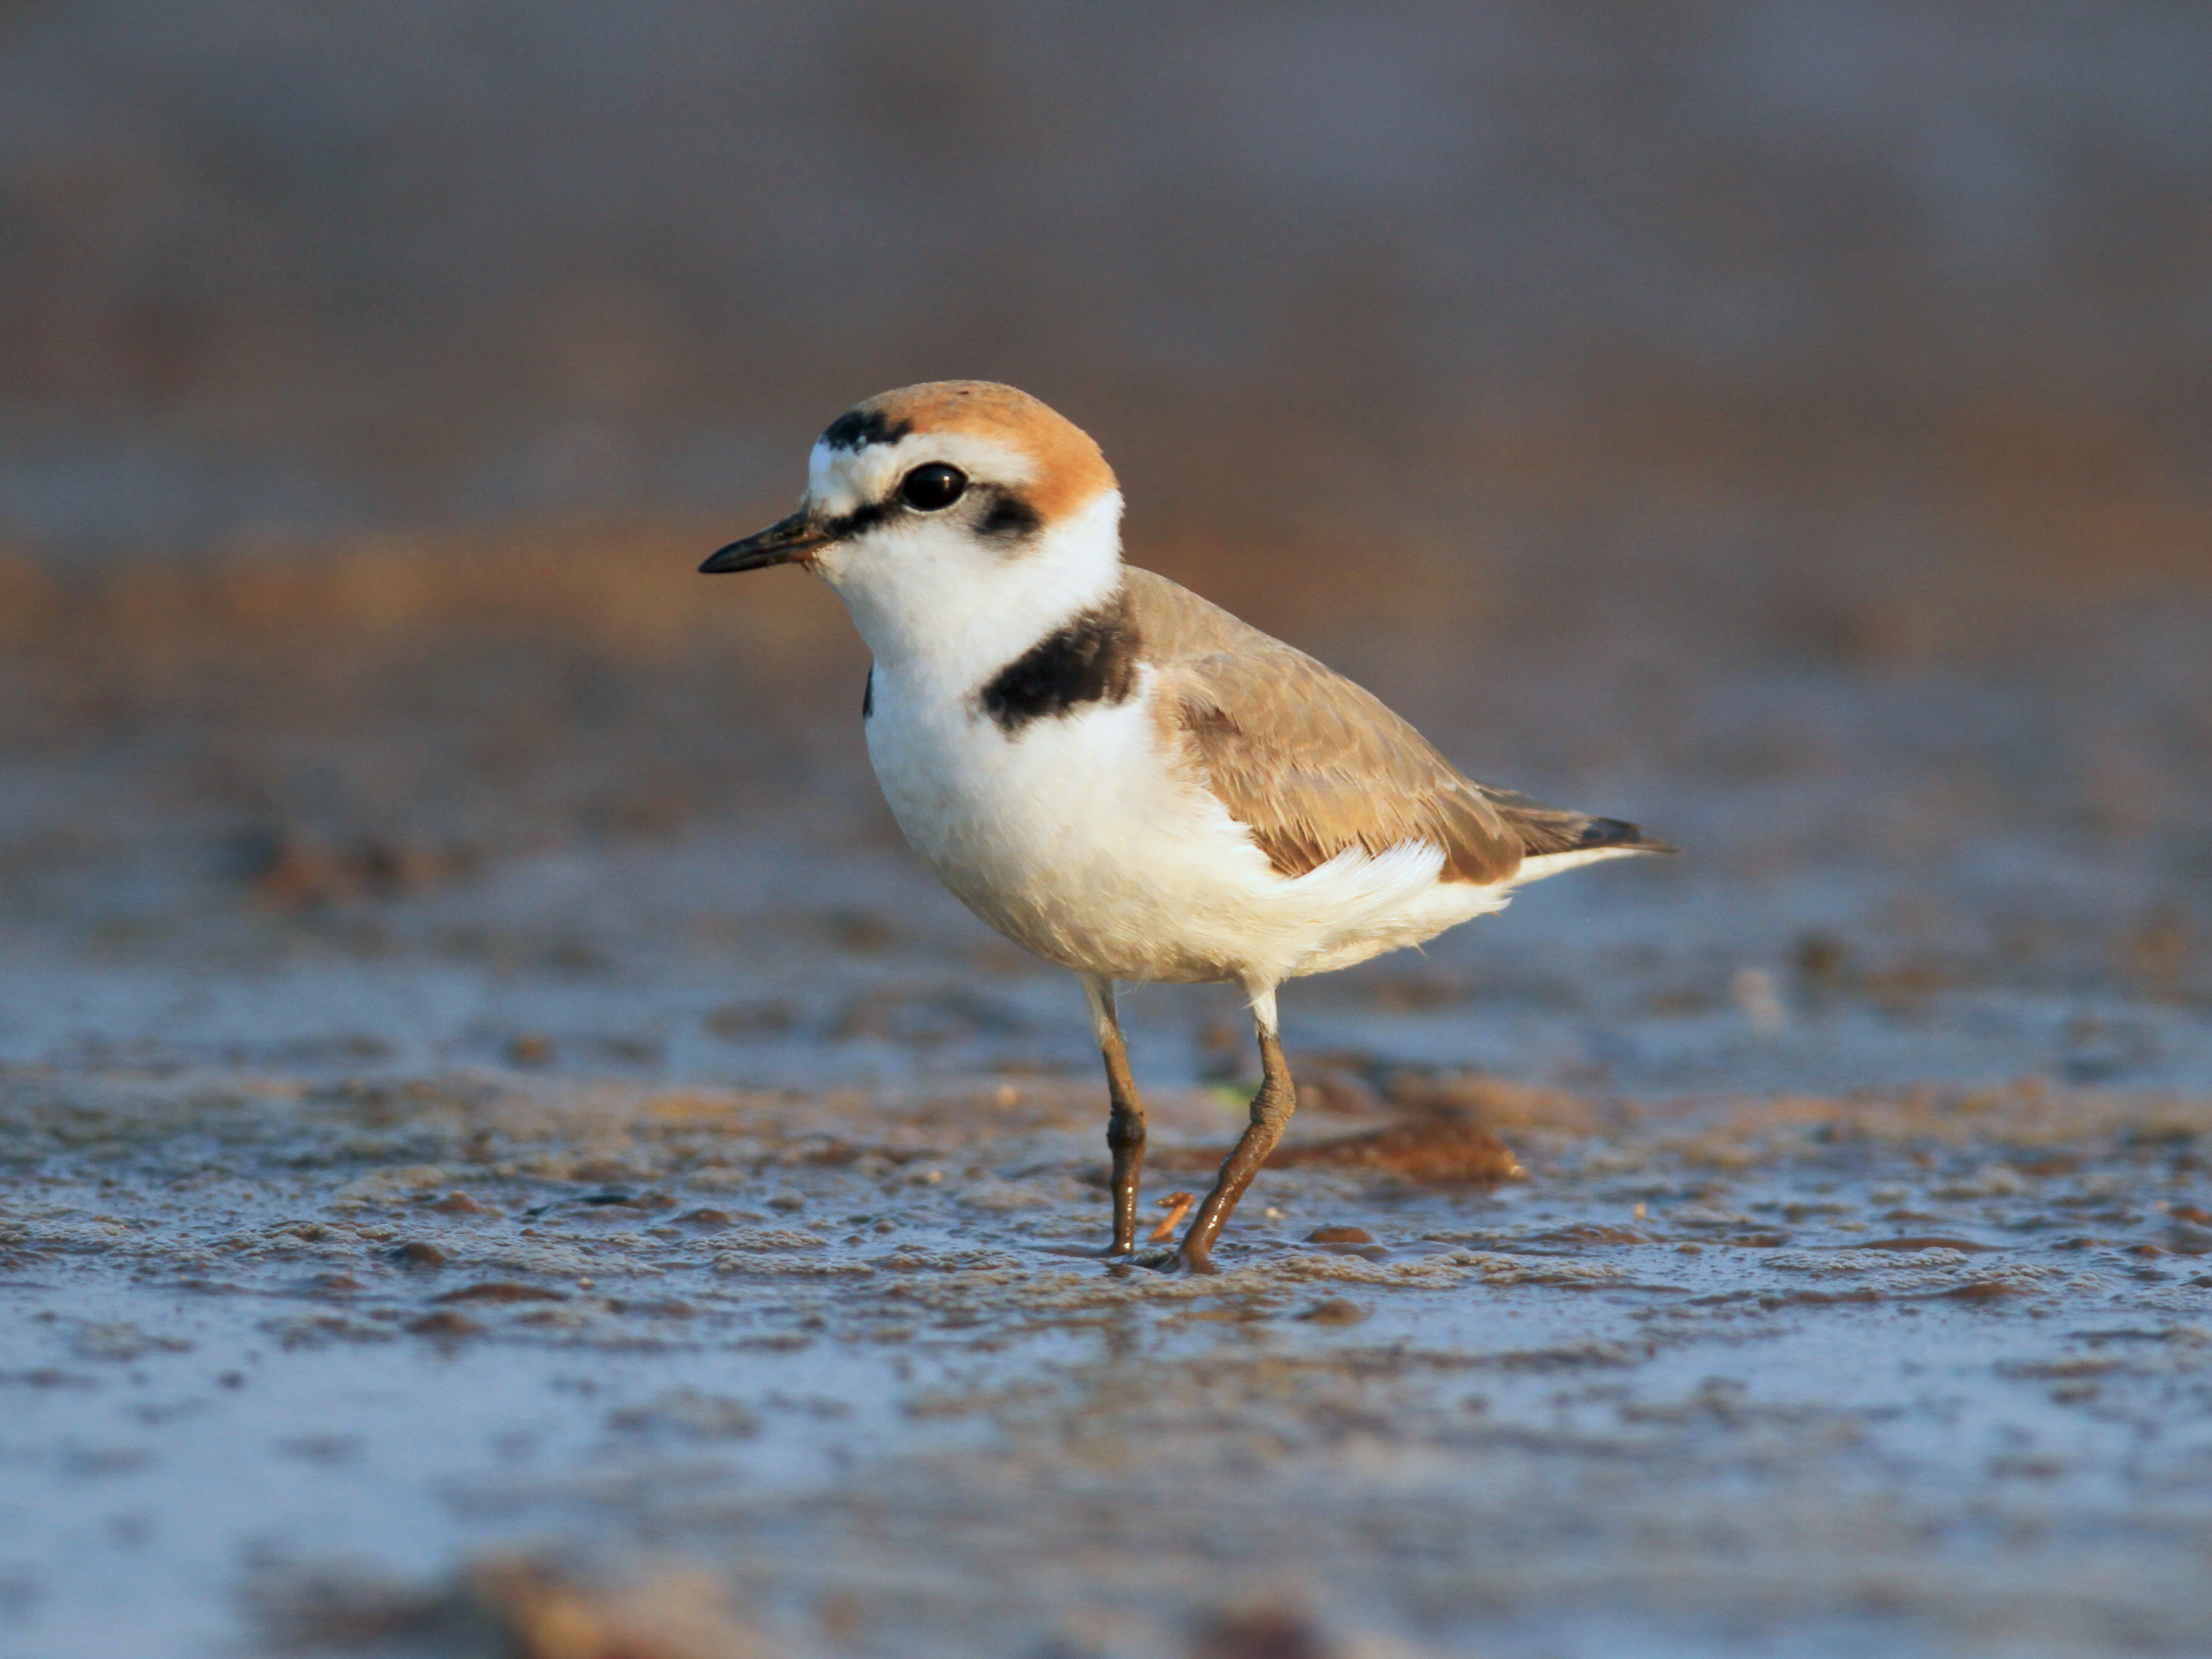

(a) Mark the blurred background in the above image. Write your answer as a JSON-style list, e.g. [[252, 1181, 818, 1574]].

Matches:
[[1, 0, 2207, 1084]]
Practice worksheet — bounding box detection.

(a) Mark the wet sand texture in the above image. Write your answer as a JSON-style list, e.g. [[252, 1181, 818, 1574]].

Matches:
[[6, 1055, 2212, 1657]]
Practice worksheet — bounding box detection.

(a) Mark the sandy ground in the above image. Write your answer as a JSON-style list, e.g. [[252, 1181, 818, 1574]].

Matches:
[[4, 612, 2211, 1658]]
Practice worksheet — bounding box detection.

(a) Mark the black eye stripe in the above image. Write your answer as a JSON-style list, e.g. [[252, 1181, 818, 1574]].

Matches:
[[977, 492, 1041, 539], [818, 465, 1002, 541], [820, 498, 895, 541]]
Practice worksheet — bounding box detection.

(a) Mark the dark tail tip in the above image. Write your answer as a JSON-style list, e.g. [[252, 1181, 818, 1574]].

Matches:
[[1580, 817, 1680, 855]]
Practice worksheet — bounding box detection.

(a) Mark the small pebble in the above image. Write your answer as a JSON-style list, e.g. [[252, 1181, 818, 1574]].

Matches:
[[1305, 1226, 1373, 1244], [1295, 1298, 1368, 1325], [426, 1192, 495, 1215], [433, 1281, 566, 1304]]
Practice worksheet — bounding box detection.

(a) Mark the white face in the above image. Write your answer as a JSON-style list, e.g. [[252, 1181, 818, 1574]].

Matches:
[[802, 433, 1124, 682]]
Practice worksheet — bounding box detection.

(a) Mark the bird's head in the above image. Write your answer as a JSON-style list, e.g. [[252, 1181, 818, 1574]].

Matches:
[[703, 381, 1123, 665]]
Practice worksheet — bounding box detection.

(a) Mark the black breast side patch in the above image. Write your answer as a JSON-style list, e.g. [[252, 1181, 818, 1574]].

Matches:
[[978, 587, 1140, 735]]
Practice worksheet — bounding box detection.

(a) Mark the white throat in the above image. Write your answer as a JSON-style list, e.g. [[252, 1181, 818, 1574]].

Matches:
[[816, 488, 1126, 699]]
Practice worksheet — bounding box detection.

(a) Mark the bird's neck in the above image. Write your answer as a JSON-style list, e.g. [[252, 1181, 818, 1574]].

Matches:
[[826, 490, 1126, 702]]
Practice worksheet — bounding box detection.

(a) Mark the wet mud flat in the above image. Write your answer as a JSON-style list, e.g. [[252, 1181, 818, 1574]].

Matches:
[[0, 575, 2207, 1656], [5, 1062, 2211, 1659]]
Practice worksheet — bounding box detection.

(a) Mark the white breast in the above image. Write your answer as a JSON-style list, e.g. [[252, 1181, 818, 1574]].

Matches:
[[862, 666, 1508, 988]]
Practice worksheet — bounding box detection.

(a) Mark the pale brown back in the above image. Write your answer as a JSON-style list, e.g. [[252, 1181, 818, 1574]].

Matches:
[[1124, 568, 1526, 885]]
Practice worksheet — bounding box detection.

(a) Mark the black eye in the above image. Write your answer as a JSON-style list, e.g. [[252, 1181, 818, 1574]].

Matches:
[[899, 463, 968, 512]]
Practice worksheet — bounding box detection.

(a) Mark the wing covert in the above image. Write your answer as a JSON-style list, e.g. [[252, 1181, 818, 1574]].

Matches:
[[1123, 570, 1523, 885]]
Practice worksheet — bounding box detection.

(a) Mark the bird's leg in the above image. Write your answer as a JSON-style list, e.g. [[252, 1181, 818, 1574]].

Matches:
[[1172, 987, 1293, 1274], [1081, 975, 1147, 1256]]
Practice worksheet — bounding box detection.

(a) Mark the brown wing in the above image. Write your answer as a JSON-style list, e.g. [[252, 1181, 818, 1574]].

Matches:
[[1123, 569, 1524, 885]]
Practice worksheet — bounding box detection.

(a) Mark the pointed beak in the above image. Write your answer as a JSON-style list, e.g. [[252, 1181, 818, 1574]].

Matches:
[[699, 509, 831, 574]]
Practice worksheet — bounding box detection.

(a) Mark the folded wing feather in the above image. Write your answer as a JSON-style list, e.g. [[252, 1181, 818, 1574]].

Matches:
[[1124, 569, 1526, 885]]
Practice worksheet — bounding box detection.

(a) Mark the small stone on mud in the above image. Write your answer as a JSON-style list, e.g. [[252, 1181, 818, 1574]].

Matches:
[[433, 1281, 567, 1304], [1295, 1298, 1369, 1325], [388, 1241, 447, 1269], [425, 1191, 495, 1215], [1304, 1226, 1373, 1244]]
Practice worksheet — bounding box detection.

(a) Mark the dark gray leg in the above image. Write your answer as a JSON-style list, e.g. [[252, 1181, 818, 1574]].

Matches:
[[1081, 975, 1147, 1256], [1172, 987, 1293, 1274]]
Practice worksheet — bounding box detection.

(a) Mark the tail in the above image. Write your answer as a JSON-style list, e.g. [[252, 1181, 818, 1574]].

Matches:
[[1477, 786, 1678, 886]]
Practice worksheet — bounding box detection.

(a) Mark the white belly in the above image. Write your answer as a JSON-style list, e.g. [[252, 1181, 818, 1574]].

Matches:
[[863, 666, 1508, 988]]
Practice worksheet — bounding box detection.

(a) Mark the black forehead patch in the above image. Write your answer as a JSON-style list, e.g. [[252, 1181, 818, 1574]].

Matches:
[[820, 407, 912, 452]]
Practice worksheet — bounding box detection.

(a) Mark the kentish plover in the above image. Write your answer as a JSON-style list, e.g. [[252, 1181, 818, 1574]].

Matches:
[[704, 382, 1673, 1271]]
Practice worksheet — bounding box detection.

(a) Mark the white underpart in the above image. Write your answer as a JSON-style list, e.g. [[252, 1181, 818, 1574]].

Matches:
[[865, 660, 1511, 991], [815, 463, 1518, 995]]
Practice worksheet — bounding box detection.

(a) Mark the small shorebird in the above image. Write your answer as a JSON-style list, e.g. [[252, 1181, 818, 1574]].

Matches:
[[704, 382, 1672, 1271]]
